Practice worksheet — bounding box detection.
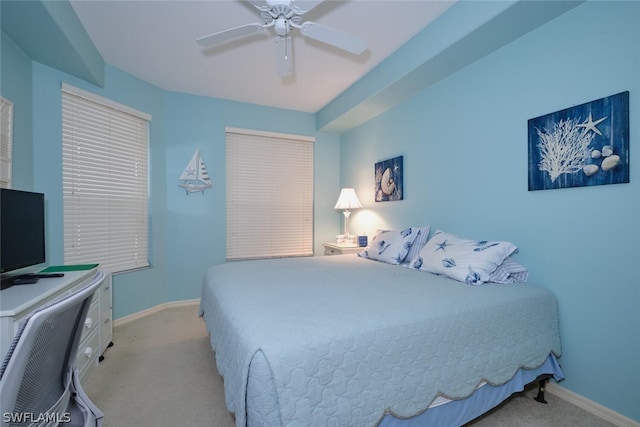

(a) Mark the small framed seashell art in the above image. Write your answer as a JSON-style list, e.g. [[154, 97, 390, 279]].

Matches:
[[527, 91, 629, 191], [375, 156, 403, 202]]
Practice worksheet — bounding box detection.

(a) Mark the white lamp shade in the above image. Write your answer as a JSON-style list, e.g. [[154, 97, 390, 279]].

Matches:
[[334, 188, 363, 210]]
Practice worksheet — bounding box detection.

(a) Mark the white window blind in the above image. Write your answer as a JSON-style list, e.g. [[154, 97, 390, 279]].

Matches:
[[226, 127, 314, 260], [62, 84, 151, 273], [0, 97, 13, 189]]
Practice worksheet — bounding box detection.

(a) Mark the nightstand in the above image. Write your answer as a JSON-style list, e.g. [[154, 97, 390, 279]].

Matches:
[[323, 243, 362, 256]]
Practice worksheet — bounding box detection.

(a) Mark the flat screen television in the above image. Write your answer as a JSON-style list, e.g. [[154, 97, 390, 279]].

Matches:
[[1, 188, 46, 275]]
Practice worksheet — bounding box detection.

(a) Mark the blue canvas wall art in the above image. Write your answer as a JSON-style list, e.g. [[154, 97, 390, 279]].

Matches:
[[375, 156, 403, 202], [528, 91, 629, 191]]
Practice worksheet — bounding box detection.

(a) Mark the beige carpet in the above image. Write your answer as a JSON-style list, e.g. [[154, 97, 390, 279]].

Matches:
[[84, 304, 615, 427]]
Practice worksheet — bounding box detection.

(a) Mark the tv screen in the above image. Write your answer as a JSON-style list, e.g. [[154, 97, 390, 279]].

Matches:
[[1, 189, 46, 274]]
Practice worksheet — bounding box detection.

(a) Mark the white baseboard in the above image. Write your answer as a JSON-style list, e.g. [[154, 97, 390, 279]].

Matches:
[[113, 299, 200, 328], [547, 383, 640, 427]]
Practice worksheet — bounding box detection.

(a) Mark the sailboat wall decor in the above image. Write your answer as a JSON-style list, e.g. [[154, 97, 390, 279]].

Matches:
[[178, 149, 213, 194]]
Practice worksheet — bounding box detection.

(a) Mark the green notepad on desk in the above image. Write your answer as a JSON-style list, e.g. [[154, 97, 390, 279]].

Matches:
[[40, 264, 99, 273]]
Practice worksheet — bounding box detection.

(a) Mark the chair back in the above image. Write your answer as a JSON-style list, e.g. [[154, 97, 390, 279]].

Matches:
[[0, 271, 105, 427]]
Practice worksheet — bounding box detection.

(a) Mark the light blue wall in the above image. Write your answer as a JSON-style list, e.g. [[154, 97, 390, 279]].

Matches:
[[341, 2, 639, 422], [164, 92, 340, 302]]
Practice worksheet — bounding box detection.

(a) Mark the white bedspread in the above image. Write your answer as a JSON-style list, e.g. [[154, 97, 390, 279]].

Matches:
[[199, 255, 561, 427]]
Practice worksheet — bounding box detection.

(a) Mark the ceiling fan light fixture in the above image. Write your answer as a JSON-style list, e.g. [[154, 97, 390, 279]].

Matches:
[[274, 17, 290, 36]]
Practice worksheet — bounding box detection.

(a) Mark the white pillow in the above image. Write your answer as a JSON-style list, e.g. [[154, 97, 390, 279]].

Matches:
[[410, 230, 518, 285], [358, 228, 420, 265]]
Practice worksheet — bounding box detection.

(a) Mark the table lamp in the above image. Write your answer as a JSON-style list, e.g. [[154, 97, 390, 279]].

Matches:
[[334, 188, 362, 245]]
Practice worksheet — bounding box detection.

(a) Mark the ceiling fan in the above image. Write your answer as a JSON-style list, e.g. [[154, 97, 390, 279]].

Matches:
[[196, 0, 367, 78]]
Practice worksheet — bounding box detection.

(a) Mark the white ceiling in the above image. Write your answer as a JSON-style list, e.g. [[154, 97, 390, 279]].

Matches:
[[69, 0, 454, 113]]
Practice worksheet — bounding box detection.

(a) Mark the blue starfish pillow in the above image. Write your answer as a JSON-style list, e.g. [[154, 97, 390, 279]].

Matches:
[[410, 230, 517, 285], [358, 228, 420, 265]]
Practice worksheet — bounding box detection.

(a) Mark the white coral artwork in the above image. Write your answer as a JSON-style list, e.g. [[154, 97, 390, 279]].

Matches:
[[536, 117, 598, 183], [528, 91, 629, 191]]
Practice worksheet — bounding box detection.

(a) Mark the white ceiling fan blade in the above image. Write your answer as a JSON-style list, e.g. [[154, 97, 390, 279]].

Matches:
[[299, 21, 366, 55], [246, 0, 272, 13], [292, 0, 325, 14], [246, 0, 266, 8], [275, 36, 293, 78], [196, 23, 264, 47]]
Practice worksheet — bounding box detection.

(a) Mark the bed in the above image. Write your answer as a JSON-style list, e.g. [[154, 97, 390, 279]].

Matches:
[[199, 230, 563, 427]]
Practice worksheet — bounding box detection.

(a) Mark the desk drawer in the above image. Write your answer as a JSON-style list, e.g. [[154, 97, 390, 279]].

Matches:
[[76, 327, 100, 383], [80, 299, 99, 342]]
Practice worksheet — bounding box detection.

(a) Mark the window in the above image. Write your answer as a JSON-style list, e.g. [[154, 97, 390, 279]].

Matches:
[[61, 83, 151, 273], [0, 97, 13, 189], [226, 127, 314, 260]]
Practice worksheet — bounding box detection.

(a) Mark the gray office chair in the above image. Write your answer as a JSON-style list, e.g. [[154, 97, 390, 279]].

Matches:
[[0, 271, 106, 427]]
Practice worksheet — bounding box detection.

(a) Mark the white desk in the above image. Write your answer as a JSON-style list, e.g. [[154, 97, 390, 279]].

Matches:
[[0, 268, 112, 383]]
